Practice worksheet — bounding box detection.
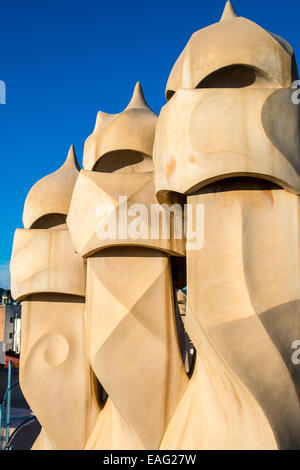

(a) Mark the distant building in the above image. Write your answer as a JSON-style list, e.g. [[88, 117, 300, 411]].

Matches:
[[4, 303, 21, 353], [0, 289, 16, 305], [0, 289, 21, 366], [0, 305, 5, 366], [13, 315, 21, 354]]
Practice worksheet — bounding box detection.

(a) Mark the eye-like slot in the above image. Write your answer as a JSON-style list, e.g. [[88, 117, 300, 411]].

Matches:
[[166, 90, 176, 102], [91, 369, 108, 409], [30, 213, 67, 229], [92, 150, 153, 174], [196, 64, 277, 89], [171, 256, 196, 378], [189, 176, 283, 196], [175, 288, 196, 377]]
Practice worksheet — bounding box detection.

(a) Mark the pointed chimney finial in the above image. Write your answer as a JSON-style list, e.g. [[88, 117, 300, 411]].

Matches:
[[126, 82, 149, 110], [93, 111, 113, 133], [63, 144, 81, 171], [22, 145, 81, 229], [220, 1, 237, 21]]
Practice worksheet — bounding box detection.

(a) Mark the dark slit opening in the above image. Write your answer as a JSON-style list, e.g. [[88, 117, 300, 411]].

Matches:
[[197, 64, 262, 88], [170, 256, 196, 377]]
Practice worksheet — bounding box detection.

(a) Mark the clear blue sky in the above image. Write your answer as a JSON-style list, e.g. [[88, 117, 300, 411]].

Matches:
[[0, 0, 299, 288]]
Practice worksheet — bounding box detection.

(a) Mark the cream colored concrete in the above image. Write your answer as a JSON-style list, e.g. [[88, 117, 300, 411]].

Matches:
[[220, 0, 236, 21], [23, 145, 80, 229], [183, 186, 300, 449], [160, 330, 278, 450], [10, 226, 85, 300], [68, 82, 188, 450], [20, 295, 98, 450], [85, 249, 188, 449], [162, 184, 300, 450], [9, 1, 300, 451], [10, 148, 98, 450], [166, 1, 296, 98], [31, 429, 56, 450], [154, 88, 300, 203], [67, 170, 185, 257], [83, 82, 157, 172], [154, 1, 300, 198], [155, 1, 300, 450]]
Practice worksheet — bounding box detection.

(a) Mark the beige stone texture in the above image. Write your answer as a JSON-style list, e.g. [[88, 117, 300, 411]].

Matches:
[[67, 82, 188, 450], [183, 185, 300, 449], [161, 182, 300, 449], [154, 1, 300, 449], [10, 145, 98, 449], [166, 1, 296, 98], [160, 325, 278, 450], [154, 1, 300, 201], [10, 226, 85, 301], [23, 145, 80, 229], [20, 295, 98, 450], [67, 170, 185, 257], [85, 249, 188, 449], [10, 223, 98, 449], [83, 82, 157, 172], [154, 88, 300, 203], [9, 1, 300, 451]]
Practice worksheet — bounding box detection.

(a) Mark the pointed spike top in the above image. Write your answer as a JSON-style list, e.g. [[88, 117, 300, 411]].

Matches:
[[63, 144, 80, 171], [93, 110, 113, 133], [22, 144, 81, 229], [220, 1, 237, 21], [125, 81, 149, 110]]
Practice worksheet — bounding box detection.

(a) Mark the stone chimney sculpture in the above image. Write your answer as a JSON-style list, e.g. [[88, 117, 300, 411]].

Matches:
[[67, 82, 187, 450], [10, 1, 300, 450], [154, 1, 300, 449], [10, 146, 99, 449]]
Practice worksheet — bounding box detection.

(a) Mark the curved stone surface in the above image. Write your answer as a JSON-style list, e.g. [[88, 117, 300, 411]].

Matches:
[[83, 82, 157, 171], [23, 145, 80, 229], [85, 248, 188, 449], [67, 170, 185, 257], [20, 295, 98, 450], [181, 186, 300, 449], [10, 226, 85, 300], [154, 88, 300, 202], [166, 1, 296, 99], [9, 1, 300, 452]]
